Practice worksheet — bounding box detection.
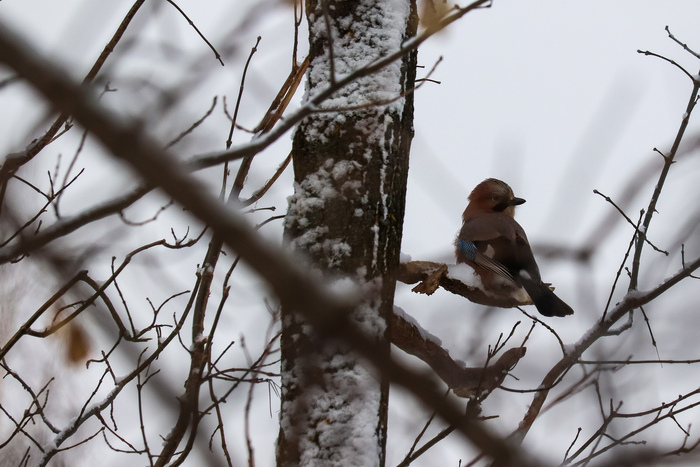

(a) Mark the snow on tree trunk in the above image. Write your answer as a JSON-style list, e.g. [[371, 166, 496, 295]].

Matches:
[[277, 0, 417, 466]]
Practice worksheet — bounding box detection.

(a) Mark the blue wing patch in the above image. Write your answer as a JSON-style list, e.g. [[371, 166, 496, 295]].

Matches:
[[457, 239, 477, 261]]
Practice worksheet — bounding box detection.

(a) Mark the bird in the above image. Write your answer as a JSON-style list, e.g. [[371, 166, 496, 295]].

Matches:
[[455, 178, 574, 317]]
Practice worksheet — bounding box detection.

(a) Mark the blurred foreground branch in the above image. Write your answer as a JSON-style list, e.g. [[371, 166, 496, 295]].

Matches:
[[0, 11, 544, 467]]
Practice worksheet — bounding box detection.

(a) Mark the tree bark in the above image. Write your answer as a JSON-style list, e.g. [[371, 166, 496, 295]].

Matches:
[[277, 0, 417, 465]]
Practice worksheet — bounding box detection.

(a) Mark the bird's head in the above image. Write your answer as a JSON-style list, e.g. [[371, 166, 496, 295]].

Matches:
[[464, 178, 525, 218]]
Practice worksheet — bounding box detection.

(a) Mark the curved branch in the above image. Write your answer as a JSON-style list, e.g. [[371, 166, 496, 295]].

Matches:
[[391, 307, 526, 397], [398, 260, 534, 308]]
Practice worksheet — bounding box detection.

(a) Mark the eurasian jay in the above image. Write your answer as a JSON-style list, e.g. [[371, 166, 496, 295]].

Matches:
[[455, 178, 574, 317]]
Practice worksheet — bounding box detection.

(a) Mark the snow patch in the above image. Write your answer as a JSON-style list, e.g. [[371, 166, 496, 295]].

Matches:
[[279, 277, 388, 466], [286, 161, 355, 268], [394, 305, 442, 346], [447, 263, 482, 288]]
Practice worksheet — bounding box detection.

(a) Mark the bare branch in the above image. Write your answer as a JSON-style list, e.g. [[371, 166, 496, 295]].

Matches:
[[164, 0, 224, 66]]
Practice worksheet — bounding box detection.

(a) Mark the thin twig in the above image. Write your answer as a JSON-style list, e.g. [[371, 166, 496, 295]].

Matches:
[[165, 96, 219, 149], [666, 25, 700, 60], [164, 0, 224, 65], [629, 58, 700, 290], [593, 189, 668, 255]]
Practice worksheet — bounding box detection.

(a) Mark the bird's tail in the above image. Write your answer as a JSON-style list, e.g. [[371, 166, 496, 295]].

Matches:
[[521, 281, 574, 317]]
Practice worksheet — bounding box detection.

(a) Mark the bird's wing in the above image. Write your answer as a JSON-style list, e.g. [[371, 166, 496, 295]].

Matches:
[[456, 239, 517, 284]]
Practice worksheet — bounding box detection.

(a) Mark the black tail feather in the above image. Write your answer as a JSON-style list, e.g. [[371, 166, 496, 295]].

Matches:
[[521, 281, 574, 317]]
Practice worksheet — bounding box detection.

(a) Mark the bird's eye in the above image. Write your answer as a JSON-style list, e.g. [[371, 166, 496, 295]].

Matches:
[[491, 195, 500, 201]]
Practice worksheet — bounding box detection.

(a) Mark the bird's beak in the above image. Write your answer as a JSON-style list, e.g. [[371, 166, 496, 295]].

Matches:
[[510, 197, 526, 206]]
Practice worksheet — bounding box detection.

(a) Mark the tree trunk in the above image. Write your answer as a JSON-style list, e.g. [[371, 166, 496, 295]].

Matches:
[[277, 0, 417, 465]]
